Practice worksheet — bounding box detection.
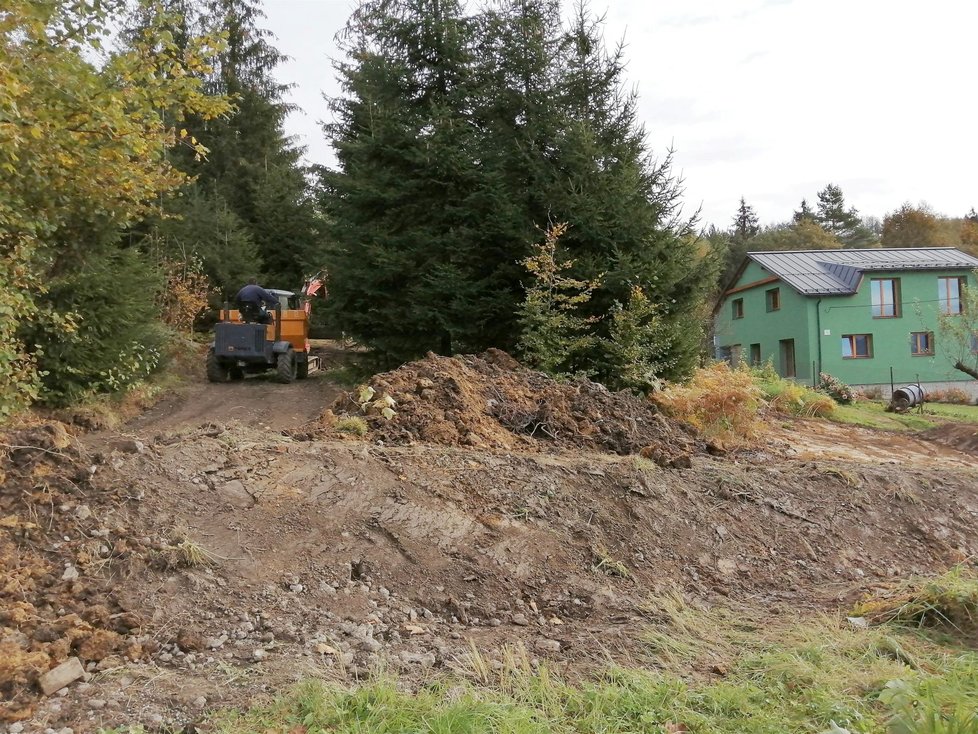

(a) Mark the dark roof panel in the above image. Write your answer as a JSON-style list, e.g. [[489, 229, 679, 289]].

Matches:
[[746, 248, 978, 295]]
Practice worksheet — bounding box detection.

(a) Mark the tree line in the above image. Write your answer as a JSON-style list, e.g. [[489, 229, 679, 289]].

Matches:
[[713, 186, 978, 286], [3, 0, 975, 418], [1, 0, 321, 416]]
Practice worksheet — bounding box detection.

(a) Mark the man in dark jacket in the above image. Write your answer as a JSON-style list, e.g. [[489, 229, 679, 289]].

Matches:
[[235, 278, 279, 324]]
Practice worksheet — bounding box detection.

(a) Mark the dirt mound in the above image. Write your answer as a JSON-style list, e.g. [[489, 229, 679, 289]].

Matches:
[[920, 422, 978, 456], [330, 350, 697, 463], [0, 424, 153, 723]]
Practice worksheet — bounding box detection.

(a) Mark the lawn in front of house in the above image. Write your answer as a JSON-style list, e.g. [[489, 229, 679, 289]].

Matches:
[[831, 400, 978, 432]]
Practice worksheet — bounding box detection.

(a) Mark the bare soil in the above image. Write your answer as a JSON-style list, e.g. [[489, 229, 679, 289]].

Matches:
[[3, 351, 978, 732]]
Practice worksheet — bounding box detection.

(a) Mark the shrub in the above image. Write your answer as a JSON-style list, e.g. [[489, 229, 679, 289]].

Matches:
[[857, 385, 884, 401], [652, 362, 765, 445], [927, 387, 973, 405], [817, 372, 855, 404]]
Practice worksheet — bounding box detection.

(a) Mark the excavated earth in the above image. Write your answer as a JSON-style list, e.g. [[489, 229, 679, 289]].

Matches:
[[3, 352, 978, 732]]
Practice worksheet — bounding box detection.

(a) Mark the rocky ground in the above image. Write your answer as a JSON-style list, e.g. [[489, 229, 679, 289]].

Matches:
[[3, 352, 978, 733]]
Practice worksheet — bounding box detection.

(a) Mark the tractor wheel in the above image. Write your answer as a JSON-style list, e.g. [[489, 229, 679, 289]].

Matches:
[[206, 349, 230, 383], [276, 348, 296, 384], [296, 356, 309, 380]]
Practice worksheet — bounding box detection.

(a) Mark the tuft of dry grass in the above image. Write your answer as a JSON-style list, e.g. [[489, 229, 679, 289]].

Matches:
[[851, 565, 978, 632], [591, 545, 631, 579], [652, 363, 765, 446], [334, 416, 369, 436]]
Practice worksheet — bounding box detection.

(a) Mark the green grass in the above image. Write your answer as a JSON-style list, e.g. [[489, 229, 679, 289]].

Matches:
[[102, 572, 978, 734], [831, 401, 978, 432], [197, 624, 978, 734]]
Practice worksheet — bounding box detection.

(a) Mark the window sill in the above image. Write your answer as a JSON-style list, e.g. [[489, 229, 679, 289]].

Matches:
[[842, 356, 874, 360], [911, 353, 934, 357], [872, 315, 901, 319]]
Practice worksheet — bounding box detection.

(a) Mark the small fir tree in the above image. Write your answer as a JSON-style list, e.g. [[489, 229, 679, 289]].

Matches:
[[517, 223, 599, 376]]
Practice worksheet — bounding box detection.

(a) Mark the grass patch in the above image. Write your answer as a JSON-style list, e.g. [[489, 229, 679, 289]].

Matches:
[[852, 566, 978, 633], [323, 361, 374, 388], [752, 365, 837, 418], [202, 623, 978, 734], [334, 416, 369, 436], [831, 401, 978, 432]]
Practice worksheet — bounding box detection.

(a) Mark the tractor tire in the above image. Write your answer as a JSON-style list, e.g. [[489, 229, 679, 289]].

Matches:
[[296, 356, 309, 380], [276, 348, 296, 384], [206, 349, 231, 383]]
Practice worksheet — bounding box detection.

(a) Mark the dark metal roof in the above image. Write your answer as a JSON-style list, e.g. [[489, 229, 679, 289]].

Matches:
[[747, 248, 978, 295]]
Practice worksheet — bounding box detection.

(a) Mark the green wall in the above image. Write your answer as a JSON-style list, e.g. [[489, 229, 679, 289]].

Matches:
[[716, 263, 977, 385], [816, 269, 977, 385]]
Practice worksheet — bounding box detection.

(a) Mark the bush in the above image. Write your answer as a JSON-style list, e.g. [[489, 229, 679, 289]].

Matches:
[[927, 387, 973, 405], [857, 385, 884, 401], [27, 248, 167, 406], [652, 362, 765, 445], [817, 372, 855, 404]]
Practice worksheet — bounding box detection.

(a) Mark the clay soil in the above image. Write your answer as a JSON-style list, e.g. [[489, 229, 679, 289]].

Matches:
[[3, 352, 978, 732]]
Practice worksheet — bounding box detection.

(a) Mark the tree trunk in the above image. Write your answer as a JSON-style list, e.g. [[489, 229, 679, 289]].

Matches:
[[953, 360, 978, 380]]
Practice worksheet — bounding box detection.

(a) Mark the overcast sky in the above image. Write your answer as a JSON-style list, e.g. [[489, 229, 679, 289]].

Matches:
[[263, 0, 978, 230]]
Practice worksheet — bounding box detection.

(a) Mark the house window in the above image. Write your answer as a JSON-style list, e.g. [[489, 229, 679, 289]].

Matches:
[[766, 288, 781, 312], [939, 277, 965, 315], [842, 334, 873, 359], [732, 298, 744, 319], [749, 343, 761, 366], [871, 278, 900, 318], [911, 332, 934, 356]]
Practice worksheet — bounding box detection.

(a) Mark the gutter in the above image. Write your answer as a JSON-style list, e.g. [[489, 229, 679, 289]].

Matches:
[[815, 297, 823, 380]]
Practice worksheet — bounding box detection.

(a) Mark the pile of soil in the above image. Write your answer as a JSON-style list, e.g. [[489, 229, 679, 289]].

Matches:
[[330, 350, 698, 463], [0, 424, 150, 722]]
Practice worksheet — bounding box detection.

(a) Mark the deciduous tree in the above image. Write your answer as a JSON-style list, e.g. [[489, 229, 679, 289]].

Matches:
[[881, 203, 946, 247], [1, 0, 228, 412]]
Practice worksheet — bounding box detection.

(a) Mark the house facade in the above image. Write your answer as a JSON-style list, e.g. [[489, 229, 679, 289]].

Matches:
[[714, 248, 978, 394]]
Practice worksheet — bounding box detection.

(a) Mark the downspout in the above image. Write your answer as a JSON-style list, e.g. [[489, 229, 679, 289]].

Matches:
[[815, 298, 823, 380]]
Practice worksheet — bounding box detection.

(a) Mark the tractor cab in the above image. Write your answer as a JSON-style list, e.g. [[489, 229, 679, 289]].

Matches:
[[267, 289, 298, 311]]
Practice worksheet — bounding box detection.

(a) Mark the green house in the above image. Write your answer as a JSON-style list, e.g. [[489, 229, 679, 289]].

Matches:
[[714, 248, 978, 394]]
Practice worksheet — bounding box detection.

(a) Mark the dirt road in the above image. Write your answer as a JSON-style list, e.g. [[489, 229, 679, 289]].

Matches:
[[127, 372, 340, 432], [125, 343, 346, 433]]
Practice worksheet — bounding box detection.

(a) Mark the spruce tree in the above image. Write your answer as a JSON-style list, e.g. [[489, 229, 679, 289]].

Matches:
[[548, 3, 711, 379], [719, 198, 759, 286], [793, 198, 815, 223], [166, 0, 323, 290], [324, 0, 488, 360], [815, 184, 877, 248], [324, 0, 716, 381]]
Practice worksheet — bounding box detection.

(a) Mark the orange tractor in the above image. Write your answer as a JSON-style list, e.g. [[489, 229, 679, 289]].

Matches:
[[207, 274, 326, 383]]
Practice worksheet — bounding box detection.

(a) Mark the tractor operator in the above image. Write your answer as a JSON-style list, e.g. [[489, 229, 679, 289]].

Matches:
[[235, 278, 279, 324]]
